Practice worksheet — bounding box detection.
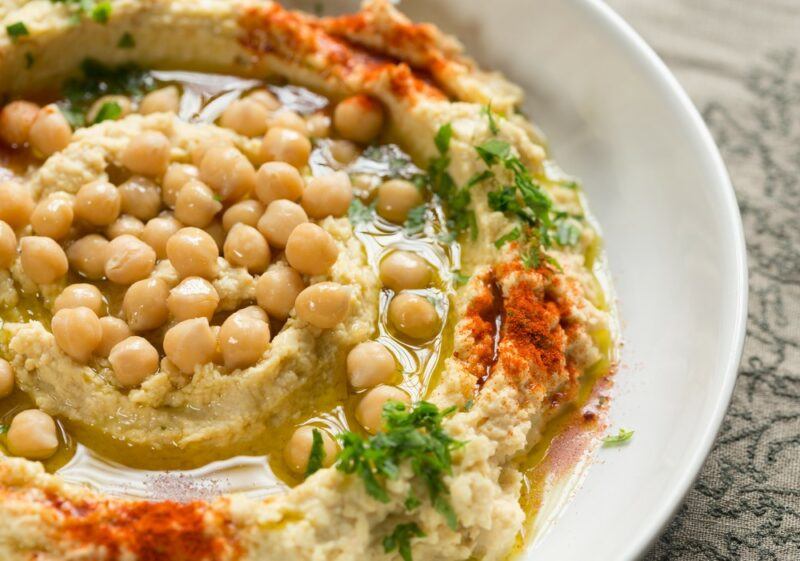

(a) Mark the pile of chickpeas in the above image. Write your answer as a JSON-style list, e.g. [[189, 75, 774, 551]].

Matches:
[[0, 84, 443, 470]]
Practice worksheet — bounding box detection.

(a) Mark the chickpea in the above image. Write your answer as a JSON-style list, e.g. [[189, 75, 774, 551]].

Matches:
[[53, 283, 104, 315], [333, 95, 384, 144], [379, 251, 432, 291], [96, 316, 132, 358], [254, 161, 304, 206], [0, 100, 40, 146], [104, 235, 156, 284], [162, 163, 199, 208], [166, 227, 219, 279], [306, 113, 331, 139], [388, 292, 440, 340], [163, 317, 216, 374], [51, 306, 102, 363], [376, 179, 423, 223], [258, 200, 308, 248], [255, 263, 305, 320], [121, 130, 172, 177], [139, 86, 180, 115], [260, 127, 311, 170], [199, 144, 256, 203], [295, 282, 350, 329], [106, 215, 145, 239], [28, 104, 72, 157], [0, 358, 14, 398], [86, 95, 132, 124], [141, 215, 182, 259], [167, 277, 219, 321], [283, 426, 338, 474], [247, 89, 280, 111], [301, 172, 353, 219], [356, 385, 410, 434], [285, 223, 338, 276], [0, 181, 35, 229], [118, 176, 162, 221], [174, 179, 223, 228], [7, 410, 59, 460], [0, 220, 17, 269], [66, 234, 109, 280], [218, 310, 271, 370], [223, 223, 270, 273], [346, 341, 396, 389], [109, 336, 159, 388], [222, 200, 264, 231], [191, 137, 232, 168], [328, 139, 360, 165], [74, 180, 121, 227], [30, 194, 74, 240], [237, 304, 269, 322], [266, 109, 308, 136], [123, 277, 170, 331], [219, 98, 270, 137], [19, 236, 68, 284]]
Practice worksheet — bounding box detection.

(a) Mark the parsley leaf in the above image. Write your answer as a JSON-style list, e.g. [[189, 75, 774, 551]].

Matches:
[[92, 100, 122, 124], [452, 270, 469, 286], [0, 424, 8, 435], [481, 104, 500, 135], [434, 123, 452, 154], [383, 522, 425, 561], [602, 428, 634, 446], [90, 1, 112, 23], [555, 217, 581, 246], [117, 32, 135, 49], [403, 204, 427, 235], [348, 199, 374, 225], [6, 22, 29, 41], [494, 226, 521, 248], [305, 428, 326, 477], [475, 138, 511, 166], [465, 169, 494, 188]]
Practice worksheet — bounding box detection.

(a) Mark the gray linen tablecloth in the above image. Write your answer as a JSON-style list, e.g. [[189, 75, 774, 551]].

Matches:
[[605, 1, 800, 559]]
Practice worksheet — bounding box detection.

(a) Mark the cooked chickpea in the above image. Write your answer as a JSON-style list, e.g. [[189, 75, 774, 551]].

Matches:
[[222, 200, 264, 231], [162, 163, 199, 208], [51, 306, 102, 362], [295, 282, 350, 329], [306, 113, 331, 139], [388, 292, 440, 340], [0, 220, 17, 269], [247, 89, 280, 111], [74, 180, 121, 227], [30, 194, 74, 240], [86, 95, 132, 124], [356, 385, 411, 434], [237, 304, 269, 322], [123, 277, 170, 331], [53, 283, 104, 315], [66, 234, 109, 280], [284, 426, 338, 474], [167, 277, 219, 321], [191, 137, 232, 168], [19, 236, 68, 284], [121, 130, 172, 176], [223, 223, 270, 273], [254, 161, 304, 206], [96, 316, 132, 358], [328, 139, 360, 165], [219, 98, 270, 137], [109, 336, 159, 388], [104, 234, 156, 284], [218, 311, 271, 370], [333, 95, 384, 144], [285, 223, 339, 276], [28, 104, 72, 157], [119, 176, 162, 221], [301, 172, 353, 219], [0, 181, 35, 229], [0, 358, 14, 398], [347, 341, 396, 389], [379, 251, 432, 291], [199, 144, 256, 202], [260, 127, 311, 169], [255, 264, 304, 320], [0, 100, 40, 146], [141, 215, 182, 259], [258, 200, 308, 248], [7, 410, 59, 460], [166, 227, 219, 279], [376, 179, 423, 223], [163, 317, 217, 374], [106, 215, 145, 239], [266, 109, 308, 135], [139, 86, 180, 115], [174, 179, 223, 228]]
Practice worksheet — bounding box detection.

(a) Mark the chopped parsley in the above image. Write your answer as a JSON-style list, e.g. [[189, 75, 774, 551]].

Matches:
[[383, 522, 425, 561], [6, 22, 29, 41], [602, 428, 634, 446], [494, 226, 521, 249], [0, 424, 8, 435], [117, 32, 135, 49], [403, 204, 427, 235], [91, 100, 122, 124], [452, 270, 469, 286], [348, 199, 374, 225], [52, 0, 113, 24], [304, 428, 326, 477], [554, 216, 581, 247], [462, 398, 474, 412], [481, 104, 501, 135], [91, 1, 112, 23]]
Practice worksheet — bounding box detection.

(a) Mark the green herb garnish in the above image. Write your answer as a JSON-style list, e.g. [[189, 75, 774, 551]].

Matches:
[[91, 1, 112, 23], [452, 270, 469, 286], [602, 428, 634, 446], [555, 217, 581, 247], [117, 32, 135, 49], [92, 100, 122, 124], [348, 199, 374, 225], [383, 522, 425, 561], [6, 22, 29, 41], [481, 104, 501, 135], [0, 424, 8, 435], [403, 204, 427, 235], [494, 226, 521, 249], [305, 428, 326, 477]]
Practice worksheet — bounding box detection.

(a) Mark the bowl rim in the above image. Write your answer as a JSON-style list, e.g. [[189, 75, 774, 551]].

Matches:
[[571, 0, 749, 558]]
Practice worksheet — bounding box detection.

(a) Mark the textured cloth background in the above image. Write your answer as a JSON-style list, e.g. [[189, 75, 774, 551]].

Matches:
[[604, 1, 800, 559]]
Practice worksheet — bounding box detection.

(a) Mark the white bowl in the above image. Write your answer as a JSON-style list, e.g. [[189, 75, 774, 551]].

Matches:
[[379, 0, 747, 558]]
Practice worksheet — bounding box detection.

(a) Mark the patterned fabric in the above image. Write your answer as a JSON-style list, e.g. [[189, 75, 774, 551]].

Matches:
[[606, 1, 800, 559]]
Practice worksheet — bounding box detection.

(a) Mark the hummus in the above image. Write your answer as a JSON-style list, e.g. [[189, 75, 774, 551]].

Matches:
[[0, 1, 615, 560]]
